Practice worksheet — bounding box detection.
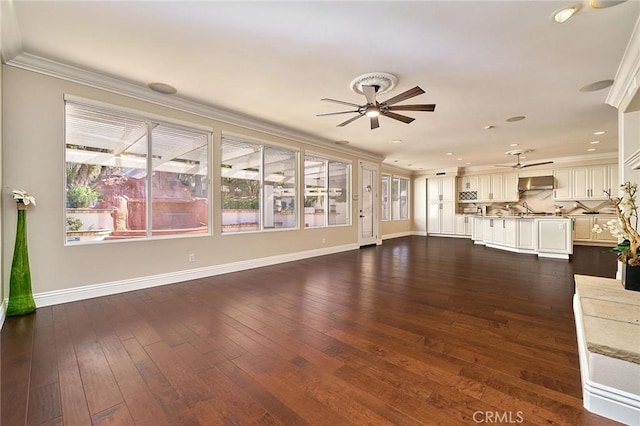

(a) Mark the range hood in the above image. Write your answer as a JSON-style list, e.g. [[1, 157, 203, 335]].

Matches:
[[518, 176, 554, 191]]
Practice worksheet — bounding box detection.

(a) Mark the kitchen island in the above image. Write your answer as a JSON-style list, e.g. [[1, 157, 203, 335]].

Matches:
[[472, 215, 573, 259]]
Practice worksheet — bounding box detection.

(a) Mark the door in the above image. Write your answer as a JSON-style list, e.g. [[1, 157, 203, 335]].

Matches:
[[358, 162, 378, 246]]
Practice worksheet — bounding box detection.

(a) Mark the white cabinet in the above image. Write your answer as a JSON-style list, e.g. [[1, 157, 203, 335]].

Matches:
[[553, 169, 572, 200], [502, 174, 519, 202], [554, 165, 616, 201], [537, 219, 573, 256], [478, 173, 518, 202], [458, 175, 480, 203], [472, 217, 484, 241], [454, 215, 473, 236], [459, 176, 479, 191], [572, 215, 618, 245], [572, 216, 593, 241], [504, 218, 517, 247], [517, 219, 536, 250], [594, 217, 618, 243], [572, 166, 609, 199], [428, 177, 456, 235]]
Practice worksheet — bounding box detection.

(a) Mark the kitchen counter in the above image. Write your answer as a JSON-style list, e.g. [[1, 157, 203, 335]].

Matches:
[[472, 216, 573, 259]]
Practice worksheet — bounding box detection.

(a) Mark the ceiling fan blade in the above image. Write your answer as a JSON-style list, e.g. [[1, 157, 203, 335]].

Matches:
[[337, 114, 365, 127], [382, 86, 425, 106], [370, 115, 380, 130], [494, 164, 516, 168], [363, 85, 377, 105], [321, 98, 362, 108], [316, 110, 359, 117], [388, 104, 436, 112], [383, 111, 415, 124], [520, 161, 554, 168]]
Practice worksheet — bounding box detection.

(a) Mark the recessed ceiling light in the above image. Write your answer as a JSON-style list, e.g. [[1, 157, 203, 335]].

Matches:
[[506, 116, 526, 122], [466, 162, 471, 165], [148, 82, 177, 95], [509, 143, 519, 147], [590, 140, 601, 144], [580, 80, 614, 92], [446, 152, 453, 156], [588, 148, 597, 151], [594, 131, 606, 135], [391, 139, 403, 144], [552, 5, 580, 24], [457, 158, 463, 161]]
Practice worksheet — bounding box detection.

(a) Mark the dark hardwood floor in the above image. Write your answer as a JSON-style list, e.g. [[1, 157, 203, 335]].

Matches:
[[2, 236, 621, 425]]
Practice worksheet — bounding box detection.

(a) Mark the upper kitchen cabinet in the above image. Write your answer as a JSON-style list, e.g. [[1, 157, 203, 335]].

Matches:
[[553, 169, 572, 200], [553, 164, 617, 201], [458, 175, 479, 203], [478, 173, 518, 203]]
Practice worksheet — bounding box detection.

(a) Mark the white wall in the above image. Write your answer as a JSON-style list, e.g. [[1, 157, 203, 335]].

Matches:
[[2, 66, 375, 298]]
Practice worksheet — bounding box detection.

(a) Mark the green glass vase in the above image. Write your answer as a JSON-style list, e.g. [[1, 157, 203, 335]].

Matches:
[[6, 204, 36, 316]]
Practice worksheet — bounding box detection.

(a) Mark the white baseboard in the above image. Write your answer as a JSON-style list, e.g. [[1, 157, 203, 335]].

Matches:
[[32, 243, 359, 308], [382, 231, 414, 240]]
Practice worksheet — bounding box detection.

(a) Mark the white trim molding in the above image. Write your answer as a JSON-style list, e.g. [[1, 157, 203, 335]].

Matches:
[[5, 53, 384, 164], [0, 300, 5, 330], [382, 231, 414, 240], [626, 149, 640, 170], [607, 16, 640, 110], [30, 243, 358, 308]]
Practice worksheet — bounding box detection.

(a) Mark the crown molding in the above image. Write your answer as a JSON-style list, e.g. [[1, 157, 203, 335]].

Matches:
[[5, 52, 384, 163], [0, 0, 22, 62], [607, 16, 640, 110]]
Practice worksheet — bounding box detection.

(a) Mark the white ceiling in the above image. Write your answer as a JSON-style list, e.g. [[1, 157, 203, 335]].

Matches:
[[4, 0, 640, 172]]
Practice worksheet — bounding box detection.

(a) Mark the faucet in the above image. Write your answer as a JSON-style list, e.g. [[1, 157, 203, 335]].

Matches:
[[522, 202, 534, 215]]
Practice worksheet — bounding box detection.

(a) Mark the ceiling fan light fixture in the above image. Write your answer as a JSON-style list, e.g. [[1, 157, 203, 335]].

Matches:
[[365, 107, 380, 117], [552, 5, 580, 23]]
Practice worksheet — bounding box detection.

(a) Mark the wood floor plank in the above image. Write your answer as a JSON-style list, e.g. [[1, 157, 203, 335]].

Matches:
[[1, 238, 622, 425]]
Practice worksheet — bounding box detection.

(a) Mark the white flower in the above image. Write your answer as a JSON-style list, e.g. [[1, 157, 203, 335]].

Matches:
[[12, 189, 36, 206], [591, 224, 603, 234]]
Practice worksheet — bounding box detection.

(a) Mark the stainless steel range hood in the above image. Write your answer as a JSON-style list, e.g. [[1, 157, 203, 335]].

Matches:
[[518, 176, 554, 191]]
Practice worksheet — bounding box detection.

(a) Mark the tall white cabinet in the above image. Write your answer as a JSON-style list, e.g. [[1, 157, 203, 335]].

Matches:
[[427, 177, 456, 235]]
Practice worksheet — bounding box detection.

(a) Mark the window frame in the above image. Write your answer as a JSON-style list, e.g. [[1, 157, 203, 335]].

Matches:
[[221, 133, 299, 234], [303, 153, 352, 229], [390, 175, 410, 221], [63, 96, 213, 245], [381, 174, 391, 221]]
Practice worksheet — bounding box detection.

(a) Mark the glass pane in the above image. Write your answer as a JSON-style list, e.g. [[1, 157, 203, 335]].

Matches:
[[399, 178, 409, 219], [381, 175, 390, 221], [264, 146, 297, 229], [222, 138, 261, 233], [392, 177, 400, 220], [65, 103, 148, 244], [328, 161, 350, 226], [151, 124, 209, 236], [361, 167, 375, 238], [304, 157, 326, 228]]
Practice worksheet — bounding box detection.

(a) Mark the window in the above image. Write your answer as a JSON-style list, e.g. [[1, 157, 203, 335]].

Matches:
[[221, 134, 297, 233], [392, 176, 410, 220], [381, 174, 390, 221], [304, 155, 351, 228], [65, 101, 211, 244]]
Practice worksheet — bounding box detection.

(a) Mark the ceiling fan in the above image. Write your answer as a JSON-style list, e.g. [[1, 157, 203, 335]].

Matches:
[[317, 84, 436, 130], [494, 149, 554, 169]]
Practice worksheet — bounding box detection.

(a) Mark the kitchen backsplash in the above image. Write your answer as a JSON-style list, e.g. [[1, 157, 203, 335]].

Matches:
[[462, 189, 616, 216]]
